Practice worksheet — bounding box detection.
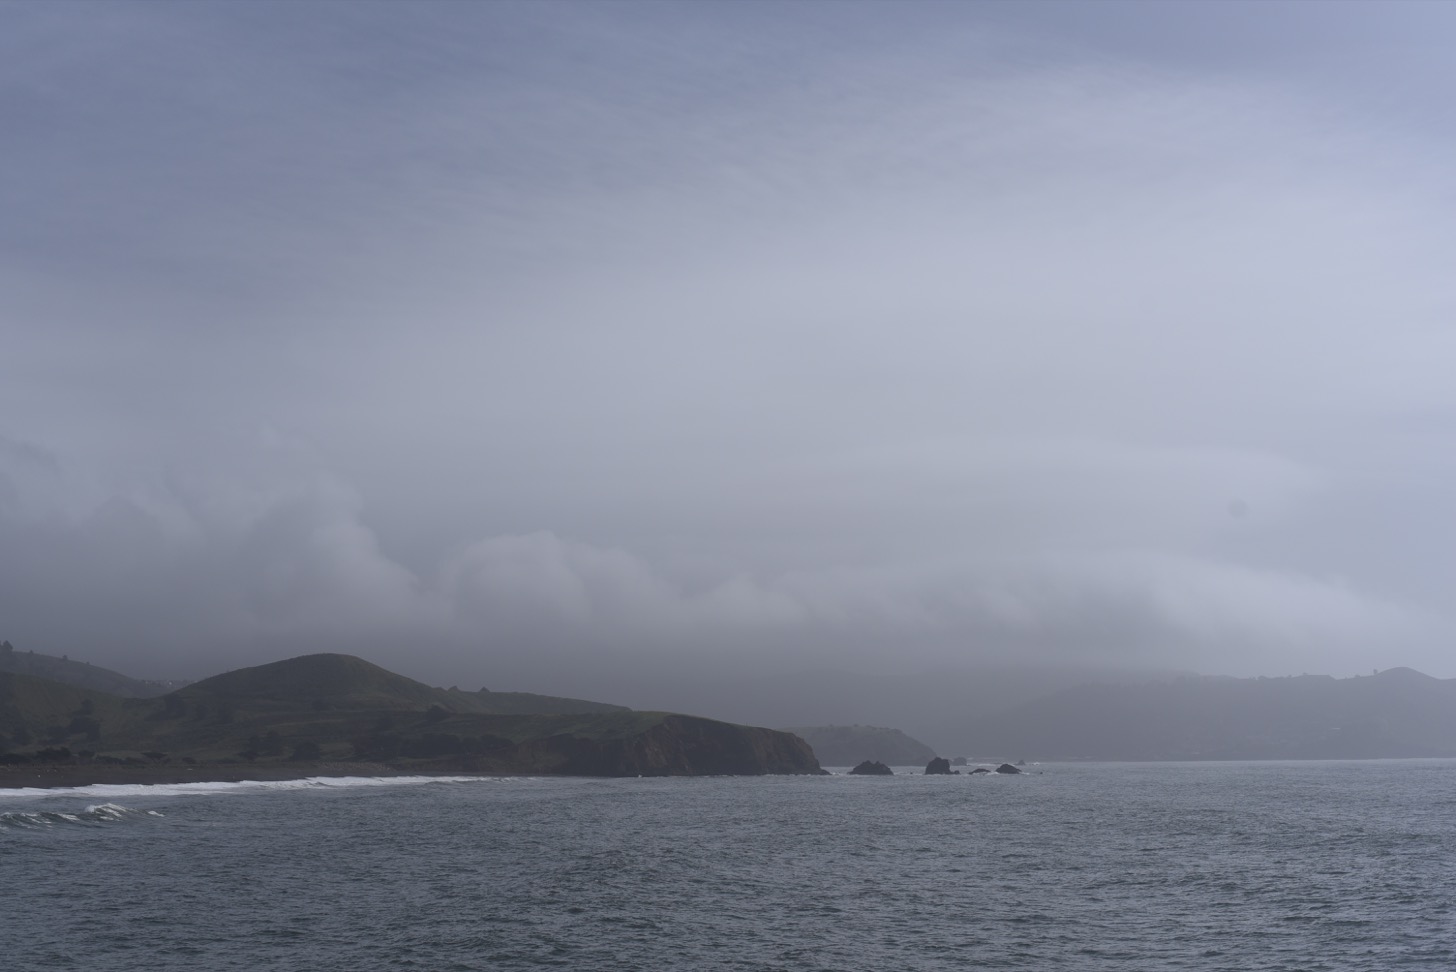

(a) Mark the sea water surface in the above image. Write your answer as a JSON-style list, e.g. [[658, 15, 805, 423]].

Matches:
[[3, 761, 1454, 970]]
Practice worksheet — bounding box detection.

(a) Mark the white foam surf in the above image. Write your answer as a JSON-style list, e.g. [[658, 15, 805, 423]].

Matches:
[[0, 802, 162, 829], [0, 774, 512, 800]]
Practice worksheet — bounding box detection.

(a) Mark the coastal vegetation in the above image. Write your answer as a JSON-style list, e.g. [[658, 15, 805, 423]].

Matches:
[[10, 641, 1456, 775], [0, 652, 822, 783]]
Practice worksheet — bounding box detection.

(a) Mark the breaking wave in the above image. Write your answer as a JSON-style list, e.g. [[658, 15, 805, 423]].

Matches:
[[0, 774, 513, 800], [0, 803, 162, 830]]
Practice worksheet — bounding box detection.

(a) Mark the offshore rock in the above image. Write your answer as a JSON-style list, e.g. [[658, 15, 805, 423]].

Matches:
[[848, 760, 894, 775], [924, 757, 958, 775], [995, 762, 1022, 774]]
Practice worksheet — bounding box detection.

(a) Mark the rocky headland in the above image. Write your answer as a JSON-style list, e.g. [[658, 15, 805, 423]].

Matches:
[[1, 653, 824, 785]]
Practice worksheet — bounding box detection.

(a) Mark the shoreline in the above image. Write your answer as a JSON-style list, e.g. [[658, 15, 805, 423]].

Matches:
[[0, 761, 465, 791]]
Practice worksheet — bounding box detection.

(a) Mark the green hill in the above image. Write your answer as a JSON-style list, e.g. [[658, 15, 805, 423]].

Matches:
[[177, 653, 449, 711], [0, 670, 130, 751], [0, 642, 181, 698], [1, 654, 820, 778], [452, 686, 628, 716], [177, 653, 627, 716]]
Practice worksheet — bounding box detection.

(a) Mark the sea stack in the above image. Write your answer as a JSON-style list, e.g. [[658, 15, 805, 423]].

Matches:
[[848, 760, 894, 775]]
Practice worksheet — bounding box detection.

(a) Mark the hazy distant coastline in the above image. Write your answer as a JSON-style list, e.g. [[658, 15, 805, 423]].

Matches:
[[11, 643, 1456, 770]]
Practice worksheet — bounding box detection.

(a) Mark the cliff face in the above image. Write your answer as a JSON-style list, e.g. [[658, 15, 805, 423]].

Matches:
[[488, 715, 825, 776], [3, 655, 826, 778]]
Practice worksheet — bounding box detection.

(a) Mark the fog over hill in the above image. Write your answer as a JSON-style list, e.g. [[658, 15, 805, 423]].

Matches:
[[952, 668, 1456, 760], [564, 660, 1175, 754], [5, 3, 1456, 699], [782, 725, 937, 768], [13, 641, 1456, 763]]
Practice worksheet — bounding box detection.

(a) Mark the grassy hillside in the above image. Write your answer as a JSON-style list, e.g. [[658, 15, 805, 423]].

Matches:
[[88, 654, 638, 762], [174, 653, 627, 716], [176, 653, 448, 711], [0, 652, 631, 763], [451, 686, 628, 716], [0, 644, 180, 697], [1, 654, 820, 777], [0, 671, 130, 751]]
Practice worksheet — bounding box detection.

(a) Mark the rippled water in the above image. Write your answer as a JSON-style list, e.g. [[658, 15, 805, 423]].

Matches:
[[4, 762, 1454, 970]]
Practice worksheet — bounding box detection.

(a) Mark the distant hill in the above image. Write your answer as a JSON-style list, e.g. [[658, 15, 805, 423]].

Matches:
[[0, 653, 819, 778], [0, 642, 182, 698], [176, 653, 454, 711], [781, 724, 936, 766], [959, 668, 1456, 760], [581, 660, 1178, 753], [176, 653, 627, 716]]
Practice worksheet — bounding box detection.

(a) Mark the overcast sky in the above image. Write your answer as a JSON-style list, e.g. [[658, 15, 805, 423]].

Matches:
[[4, 1, 1456, 693]]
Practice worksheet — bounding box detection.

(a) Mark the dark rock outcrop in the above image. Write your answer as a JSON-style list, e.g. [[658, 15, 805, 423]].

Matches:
[[848, 760, 894, 775], [924, 757, 958, 775], [969, 767, 990, 774], [994, 762, 1022, 774]]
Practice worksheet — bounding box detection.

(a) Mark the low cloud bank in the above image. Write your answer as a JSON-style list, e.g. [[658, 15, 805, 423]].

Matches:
[[0, 436, 1439, 686]]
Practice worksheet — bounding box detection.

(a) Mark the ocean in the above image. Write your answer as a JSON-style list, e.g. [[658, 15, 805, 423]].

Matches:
[[4, 761, 1454, 970]]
